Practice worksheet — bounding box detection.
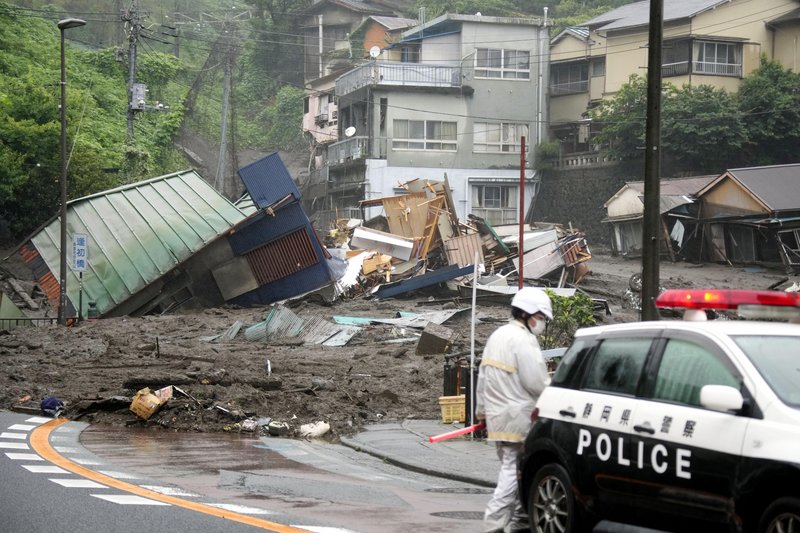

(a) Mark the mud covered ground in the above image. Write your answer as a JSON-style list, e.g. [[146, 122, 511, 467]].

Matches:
[[0, 249, 794, 441]]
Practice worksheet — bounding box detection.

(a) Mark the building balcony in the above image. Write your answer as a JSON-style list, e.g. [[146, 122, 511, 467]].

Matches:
[[662, 60, 741, 77], [328, 136, 387, 167], [336, 61, 462, 97]]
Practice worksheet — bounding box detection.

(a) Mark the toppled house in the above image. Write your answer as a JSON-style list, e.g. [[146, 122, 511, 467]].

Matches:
[[18, 153, 338, 319], [603, 175, 717, 259], [693, 164, 800, 270]]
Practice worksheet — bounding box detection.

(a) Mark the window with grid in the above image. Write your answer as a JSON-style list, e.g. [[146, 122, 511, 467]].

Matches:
[[471, 184, 517, 225], [550, 62, 589, 95], [474, 122, 529, 153], [475, 48, 530, 79], [392, 119, 457, 151], [693, 41, 741, 76]]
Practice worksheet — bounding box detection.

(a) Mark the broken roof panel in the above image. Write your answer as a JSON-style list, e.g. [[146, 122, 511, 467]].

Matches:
[[27, 170, 245, 317], [238, 152, 301, 209]]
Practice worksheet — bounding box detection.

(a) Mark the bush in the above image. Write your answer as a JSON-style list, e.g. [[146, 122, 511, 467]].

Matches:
[[539, 289, 596, 350]]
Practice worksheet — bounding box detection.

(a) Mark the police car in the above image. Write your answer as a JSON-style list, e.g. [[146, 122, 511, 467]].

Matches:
[[518, 289, 800, 533]]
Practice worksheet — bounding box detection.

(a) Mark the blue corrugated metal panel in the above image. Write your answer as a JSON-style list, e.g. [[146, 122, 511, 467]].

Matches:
[[230, 261, 333, 307], [372, 264, 475, 300], [228, 203, 310, 255], [237, 152, 301, 209], [29, 170, 246, 317]]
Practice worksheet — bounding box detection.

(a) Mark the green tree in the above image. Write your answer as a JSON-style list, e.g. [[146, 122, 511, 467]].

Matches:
[[589, 74, 652, 160], [662, 84, 746, 173], [260, 85, 306, 151], [737, 56, 800, 166]]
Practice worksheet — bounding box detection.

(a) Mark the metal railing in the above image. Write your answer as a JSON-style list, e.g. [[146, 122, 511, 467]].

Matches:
[[336, 61, 462, 96], [328, 136, 387, 165], [662, 61, 690, 77], [693, 61, 741, 77], [550, 80, 589, 96], [0, 316, 58, 328]]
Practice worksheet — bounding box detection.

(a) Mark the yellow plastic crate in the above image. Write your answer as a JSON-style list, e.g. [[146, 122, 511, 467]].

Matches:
[[438, 395, 466, 423]]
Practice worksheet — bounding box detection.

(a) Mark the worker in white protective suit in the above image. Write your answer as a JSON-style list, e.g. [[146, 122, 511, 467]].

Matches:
[[475, 287, 553, 533]]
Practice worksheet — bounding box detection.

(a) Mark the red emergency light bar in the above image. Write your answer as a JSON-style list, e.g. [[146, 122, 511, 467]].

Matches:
[[656, 289, 800, 310]]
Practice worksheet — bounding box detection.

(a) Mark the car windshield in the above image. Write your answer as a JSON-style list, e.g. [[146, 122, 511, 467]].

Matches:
[[732, 335, 800, 407]]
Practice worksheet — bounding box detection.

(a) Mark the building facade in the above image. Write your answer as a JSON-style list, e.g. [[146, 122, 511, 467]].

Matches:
[[310, 13, 549, 228], [549, 0, 800, 155]]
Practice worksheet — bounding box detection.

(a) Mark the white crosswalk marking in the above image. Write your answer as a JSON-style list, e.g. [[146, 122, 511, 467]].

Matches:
[[8, 424, 35, 431], [207, 503, 274, 515], [23, 465, 69, 474], [5, 453, 42, 460], [49, 478, 108, 488], [139, 485, 199, 497], [0, 432, 28, 440], [25, 417, 52, 424], [91, 494, 170, 505], [97, 470, 138, 480], [0, 442, 29, 449]]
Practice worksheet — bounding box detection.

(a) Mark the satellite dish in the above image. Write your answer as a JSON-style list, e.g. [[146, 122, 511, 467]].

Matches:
[[344, 126, 357, 137], [369, 46, 381, 59]]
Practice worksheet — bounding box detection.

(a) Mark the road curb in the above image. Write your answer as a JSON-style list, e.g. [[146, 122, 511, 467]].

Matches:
[[338, 435, 495, 488]]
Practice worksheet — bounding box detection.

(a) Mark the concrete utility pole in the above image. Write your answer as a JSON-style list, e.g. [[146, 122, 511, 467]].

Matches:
[[641, 0, 664, 321]]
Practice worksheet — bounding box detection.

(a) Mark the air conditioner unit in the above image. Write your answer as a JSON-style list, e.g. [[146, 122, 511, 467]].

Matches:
[[315, 113, 328, 125]]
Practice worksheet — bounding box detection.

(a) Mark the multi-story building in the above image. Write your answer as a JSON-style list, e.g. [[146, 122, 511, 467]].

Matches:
[[549, 0, 800, 157], [310, 13, 549, 227]]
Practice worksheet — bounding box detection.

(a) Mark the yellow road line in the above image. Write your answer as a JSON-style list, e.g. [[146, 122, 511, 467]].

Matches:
[[30, 419, 310, 532]]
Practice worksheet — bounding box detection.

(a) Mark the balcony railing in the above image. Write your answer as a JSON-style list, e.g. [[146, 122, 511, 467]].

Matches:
[[328, 136, 387, 165], [662, 61, 690, 77], [336, 61, 462, 96], [550, 80, 589, 96], [694, 61, 741, 77]]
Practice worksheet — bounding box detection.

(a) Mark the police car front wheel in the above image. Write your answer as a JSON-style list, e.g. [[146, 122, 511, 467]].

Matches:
[[528, 463, 582, 533], [759, 497, 800, 533]]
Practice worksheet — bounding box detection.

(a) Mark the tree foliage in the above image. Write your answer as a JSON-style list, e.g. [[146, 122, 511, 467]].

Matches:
[[737, 56, 800, 166], [590, 62, 799, 173]]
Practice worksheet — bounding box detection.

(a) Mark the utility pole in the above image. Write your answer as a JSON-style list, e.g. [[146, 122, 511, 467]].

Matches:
[[641, 0, 664, 321], [124, 0, 141, 139]]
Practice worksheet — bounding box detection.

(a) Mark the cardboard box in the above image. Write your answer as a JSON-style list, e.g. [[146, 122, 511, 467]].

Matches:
[[130, 386, 172, 420]]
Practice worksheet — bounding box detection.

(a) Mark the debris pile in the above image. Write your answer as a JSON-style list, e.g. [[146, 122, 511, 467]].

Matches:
[[324, 177, 594, 304]]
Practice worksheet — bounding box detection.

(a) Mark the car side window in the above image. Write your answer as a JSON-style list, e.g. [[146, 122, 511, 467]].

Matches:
[[653, 338, 740, 407], [582, 338, 651, 395]]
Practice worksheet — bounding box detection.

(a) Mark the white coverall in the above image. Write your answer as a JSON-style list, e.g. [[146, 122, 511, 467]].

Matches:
[[475, 319, 551, 533]]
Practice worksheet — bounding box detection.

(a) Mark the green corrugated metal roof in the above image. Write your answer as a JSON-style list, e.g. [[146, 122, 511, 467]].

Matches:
[[32, 170, 246, 316]]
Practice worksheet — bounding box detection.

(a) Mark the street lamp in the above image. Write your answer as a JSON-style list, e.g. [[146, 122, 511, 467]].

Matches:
[[57, 17, 85, 326]]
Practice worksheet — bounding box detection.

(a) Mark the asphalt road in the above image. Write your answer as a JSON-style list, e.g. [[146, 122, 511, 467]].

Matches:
[[0, 410, 491, 533]]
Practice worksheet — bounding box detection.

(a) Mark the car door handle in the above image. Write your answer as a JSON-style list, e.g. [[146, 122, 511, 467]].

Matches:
[[634, 423, 655, 435], [559, 408, 576, 418]]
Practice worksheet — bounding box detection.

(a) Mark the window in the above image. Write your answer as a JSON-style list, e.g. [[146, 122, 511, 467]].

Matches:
[[662, 39, 691, 77], [583, 338, 651, 395], [653, 339, 740, 407], [471, 184, 517, 225], [474, 122, 529, 153], [550, 62, 589, 95], [392, 119, 457, 151], [591, 58, 605, 77], [475, 48, 530, 79], [693, 41, 741, 77], [401, 45, 420, 63]]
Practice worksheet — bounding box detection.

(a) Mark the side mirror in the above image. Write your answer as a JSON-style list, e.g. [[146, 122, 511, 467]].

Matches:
[[700, 384, 744, 413]]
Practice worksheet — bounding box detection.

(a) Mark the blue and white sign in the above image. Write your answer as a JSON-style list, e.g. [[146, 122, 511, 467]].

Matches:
[[72, 233, 88, 272]]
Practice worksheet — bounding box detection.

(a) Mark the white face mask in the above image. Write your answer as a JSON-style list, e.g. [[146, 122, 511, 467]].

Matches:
[[530, 317, 546, 336]]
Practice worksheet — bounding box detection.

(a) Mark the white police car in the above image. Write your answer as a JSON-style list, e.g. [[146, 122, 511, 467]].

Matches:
[[518, 289, 800, 533]]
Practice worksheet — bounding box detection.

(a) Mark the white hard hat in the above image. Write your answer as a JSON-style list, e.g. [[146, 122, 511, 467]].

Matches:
[[511, 287, 553, 320]]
